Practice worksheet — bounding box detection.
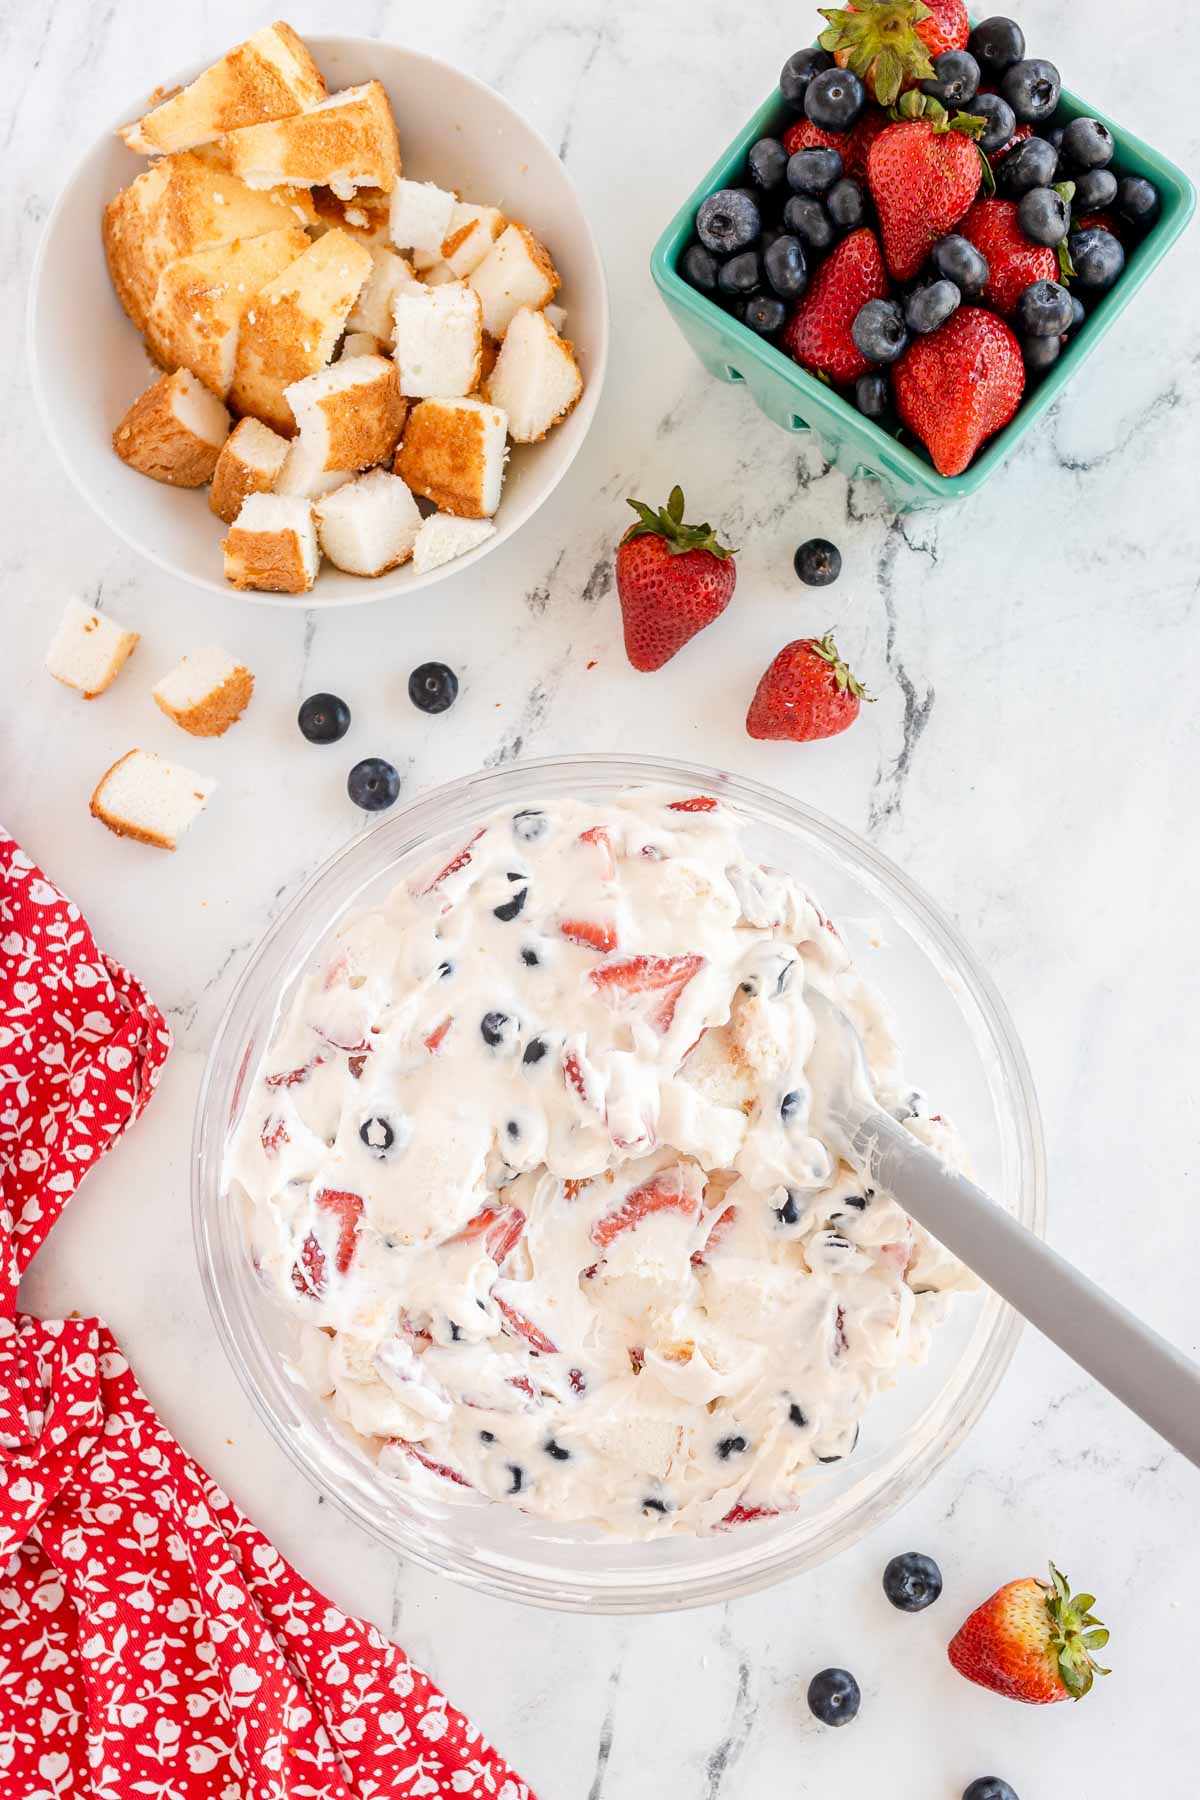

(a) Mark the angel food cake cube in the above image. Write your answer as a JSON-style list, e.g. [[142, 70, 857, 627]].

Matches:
[[229, 229, 373, 433], [347, 246, 416, 341], [153, 646, 254, 736], [388, 178, 456, 255], [45, 597, 139, 698], [468, 223, 560, 339], [209, 417, 290, 522], [113, 369, 230, 486], [314, 469, 422, 576], [285, 355, 407, 472], [222, 492, 319, 593], [392, 283, 483, 398], [395, 397, 508, 518], [441, 202, 505, 278], [145, 225, 309, 397], [484, 305, 583, 442], [118, 22, 327, 155], [222, 80, 401, 199], [90, 749, 215, 850]]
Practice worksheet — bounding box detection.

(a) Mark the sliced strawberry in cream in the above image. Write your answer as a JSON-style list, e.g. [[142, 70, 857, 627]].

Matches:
[[560, 918, 618, 952], [456, 1205, 526, 1265], [691, 1203, 737, 1266], [719, 1501, 781, 1527], [314, 1187, 364, 1275], [291, 1232, 325, 1296], [578, 825, 617, 880], [589, 954, 705, 1035], [265, 1054, 325, 1089], [494, 1294, 558, 1355], [668, 795, 718, 812], [591, 1163, 703, 1250], [424, 1016, 453, 1054], [414, 827, 485, 896], [397, 1441, 472, 1487]]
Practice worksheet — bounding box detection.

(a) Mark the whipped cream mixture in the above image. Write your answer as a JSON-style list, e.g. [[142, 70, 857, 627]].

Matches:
[[229, 788, 973, 1537]]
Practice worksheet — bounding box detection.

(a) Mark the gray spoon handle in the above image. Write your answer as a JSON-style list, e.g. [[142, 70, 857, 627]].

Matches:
[[854, 1107, 1200, 1470]]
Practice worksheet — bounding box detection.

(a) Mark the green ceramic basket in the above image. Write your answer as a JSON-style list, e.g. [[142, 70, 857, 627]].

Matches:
[[651, 77, 1194, 509]]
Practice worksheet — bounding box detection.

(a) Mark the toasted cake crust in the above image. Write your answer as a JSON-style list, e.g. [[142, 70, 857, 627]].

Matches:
[[209, 418, 289, 522], [396, 400, 500, 518], [229, 230, 373, 432], [222, 524, 313, 593], [154, 665, 255, 735], [112, 372, 229, 486], [119, 22, 327, 154]]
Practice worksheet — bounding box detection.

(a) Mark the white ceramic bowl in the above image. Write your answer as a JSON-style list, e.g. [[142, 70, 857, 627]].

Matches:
[[28, 35, 609, 608]]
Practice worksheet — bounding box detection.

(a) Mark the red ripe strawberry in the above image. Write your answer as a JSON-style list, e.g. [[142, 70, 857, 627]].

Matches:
[[781, 228, 890, 385], [592, 1165, 703, 1250], [782, 116, 846, 158], [561, 918, 618, 952], [949, 1563, 1110, 1704], [894, 305, 1024, 476], [1075, 209, 1125, 243], [782, 110, 889, 182], [960, 197, 1056, 316], [818, 0, 967, 105], [987, 119, 1032, 167], [615, 486, 736, 672], [495, 1294, 558, 1354], [589, 953, 706, 1034], [867, 112, 985, 280], [746, 633, 873, 742]]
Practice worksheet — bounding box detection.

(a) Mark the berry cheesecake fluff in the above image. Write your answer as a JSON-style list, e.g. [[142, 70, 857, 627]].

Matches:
[[228, 787, 975, 1538]]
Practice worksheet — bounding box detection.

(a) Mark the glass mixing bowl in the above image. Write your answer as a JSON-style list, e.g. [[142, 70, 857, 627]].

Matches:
[[193, 754, 1045, 1613]]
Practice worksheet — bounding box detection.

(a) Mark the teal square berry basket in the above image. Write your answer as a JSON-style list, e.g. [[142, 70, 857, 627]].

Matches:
[[650, 80, 1194, 510]]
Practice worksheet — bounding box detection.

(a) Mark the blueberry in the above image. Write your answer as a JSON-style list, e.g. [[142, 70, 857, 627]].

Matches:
[[493, 887, 527, 921], [1060, 115, 1113, 171], [788, 1403, 807, 1427], [804, 66, 865, 133], [826, 177, 866, 229], [717, 1435, 748, 1458], [777, 1190, 802, 1226], [807, 1668, 860, 1727], [904, 278, 960, 334], [408, 662, 459, 715], [742, 293, 788, 334], [782, 194, 835, 251], [717, 249, 762, 296], [507, 1464, 524, 1494], [1000, 58, 1061, 124], [932, 233, 989, 295], [682, 242, 720, 291], [1046, 124, 1065, 153], [998, 134, 1059, 194], [1014, 278, 1073, 336], [793, 538, 841, 586], [787, 147, 844, 194], [1117, 174, 1159, 229], [1021, 333, 1061, 372], [964, 1784, 1019, 1800], [522, 1036, 548, 1065], [839, 1191, 870, 1210], [520, 945, 541, 967], [359, 1117, 395, 1155], [506, 1118, 521, 1139], [748, 136, 789, 191], [854, 371, 890, 419], [642, 1496, 670, 1515], [480, 1010, 512, 1047], [780, 46, 833, 111], [545, 1439, 570, 1460], [1017, 185, 1070, 246], [512, 809, 548, 842], [851, 297, 908, 363], [1073, 167, 1117, 210], [882, 1551, 944, 1612], [970, 91, 1016, 155], [764, 234, 808, 299], [437, 958, 453, 978], [1068, 226, 1125, 291], [1068, 294, 1086, 330], [298, 692, 351, 744], [347, 757, 400, 812], [479, 1429, 495, 1444], [921, 48, 980, 107], [967, 15, 1025, 75], [780, 1089, 804, 1123], [697, 188, 761, 255]]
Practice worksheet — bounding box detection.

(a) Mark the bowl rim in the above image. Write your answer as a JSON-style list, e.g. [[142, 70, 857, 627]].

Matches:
[[649, 77, 1196, 501], [192, 752, 1047, 1612], [27, 32, 611, 609]]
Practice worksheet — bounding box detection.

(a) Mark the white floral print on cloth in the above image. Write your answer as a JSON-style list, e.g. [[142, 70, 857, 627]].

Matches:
[[0, 829, 534, 1800]]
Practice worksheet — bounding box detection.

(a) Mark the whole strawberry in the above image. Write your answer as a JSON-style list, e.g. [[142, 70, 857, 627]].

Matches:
[[960, 197, 1057, 316], [868, 99, 987, 279], [783, 110, 889, 183], [819, 0, 968, 106], [616, 487, 736, 672], [747, 633, 873, 742], [949, 1563, 1110, 1704], [894, 305, 1024, 475], [782, 228, 890, 385]]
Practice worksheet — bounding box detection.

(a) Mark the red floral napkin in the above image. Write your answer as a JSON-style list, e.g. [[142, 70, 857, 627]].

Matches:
[[0, 829, 535, 1800]]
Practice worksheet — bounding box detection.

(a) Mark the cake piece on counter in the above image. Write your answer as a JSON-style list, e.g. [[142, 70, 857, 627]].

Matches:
[[395, 397, 508, 518], [468, 223, 560, 339], [222, 80, 401, 198], [222, 493, 320, 593], [103, 153, 303, 333], [45, 597, 139, 699], [118, 22, 326, 155], [441, 202, 506, 279], [209, 417, 290, 523], [389, 178, 456, 255], [145, 226, 309, 397], [153, 647, 255, 736], [347, 246, 416, 341], [229, 229, 373, 433], [340, 331, 383, 358], [113, 369, 230, 486], [484, 305, 583, 441], [90, 749, 215, 851], [411, 513, 496, 575], [392, 283, 482, 399], [285, 355, 407, 472], [314, 469, 422, 576]]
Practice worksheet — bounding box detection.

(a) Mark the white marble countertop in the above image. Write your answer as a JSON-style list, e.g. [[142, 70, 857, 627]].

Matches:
[[6, 0, 1200, 1792]]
